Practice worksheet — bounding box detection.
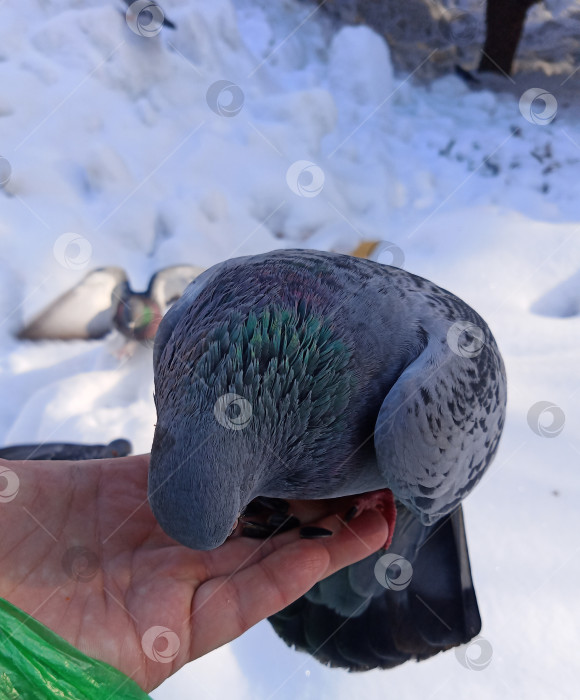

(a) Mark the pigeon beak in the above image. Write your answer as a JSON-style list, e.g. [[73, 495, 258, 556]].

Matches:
[[148, 431, 244, 551], [149, 482, 241, 550]]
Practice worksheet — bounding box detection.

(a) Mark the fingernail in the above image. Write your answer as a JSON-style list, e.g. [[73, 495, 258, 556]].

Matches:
[[299, 526, 333, 539], [344, 505, 358, 522]]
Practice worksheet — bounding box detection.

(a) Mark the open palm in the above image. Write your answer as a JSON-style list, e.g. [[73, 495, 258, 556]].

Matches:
[[0, 455, 388, 692]]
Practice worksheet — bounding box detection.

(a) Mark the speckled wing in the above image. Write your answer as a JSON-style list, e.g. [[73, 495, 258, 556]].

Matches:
[[374, 290, 507, 525], [17, 267, 128, 341]]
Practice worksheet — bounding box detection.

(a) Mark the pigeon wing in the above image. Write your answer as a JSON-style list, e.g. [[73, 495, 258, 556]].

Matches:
[[373, 309, 507, 525], [18, 267, 128, 340], [269, 504, 481, 670]]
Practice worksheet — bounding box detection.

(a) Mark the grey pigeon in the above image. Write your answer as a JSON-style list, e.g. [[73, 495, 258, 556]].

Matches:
[[148, 249, 507, 670], [0, 438, 132, 461], [18, 265, 204, 343]]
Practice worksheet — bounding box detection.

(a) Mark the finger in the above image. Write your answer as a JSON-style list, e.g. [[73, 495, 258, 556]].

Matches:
[[200, 520, 302, 580], [189, 508, 388, 658], [200, 496, 373, 580]]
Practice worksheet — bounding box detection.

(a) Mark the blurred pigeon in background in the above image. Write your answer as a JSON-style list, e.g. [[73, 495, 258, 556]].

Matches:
[[0, 438, 132, 461], [148, 249, 507, 670], [18, 265, 204, 343]]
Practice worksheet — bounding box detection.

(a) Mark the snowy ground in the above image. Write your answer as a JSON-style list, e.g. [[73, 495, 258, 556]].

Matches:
[[1, 1, 580, 698]]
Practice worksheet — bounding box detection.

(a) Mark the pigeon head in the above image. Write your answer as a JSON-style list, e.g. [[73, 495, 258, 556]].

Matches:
[[149, 302, 353, 550], [114, 295, 163, 341]]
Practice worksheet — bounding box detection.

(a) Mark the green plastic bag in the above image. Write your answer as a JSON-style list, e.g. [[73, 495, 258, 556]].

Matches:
[[0, 598, 150, 699]]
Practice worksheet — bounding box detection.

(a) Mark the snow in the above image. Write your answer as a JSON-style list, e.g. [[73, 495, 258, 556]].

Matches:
[[1, 0, 579, 698]]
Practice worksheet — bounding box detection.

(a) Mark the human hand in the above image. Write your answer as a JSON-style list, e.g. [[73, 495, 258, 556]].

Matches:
[[0, 455, 388, 692]]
